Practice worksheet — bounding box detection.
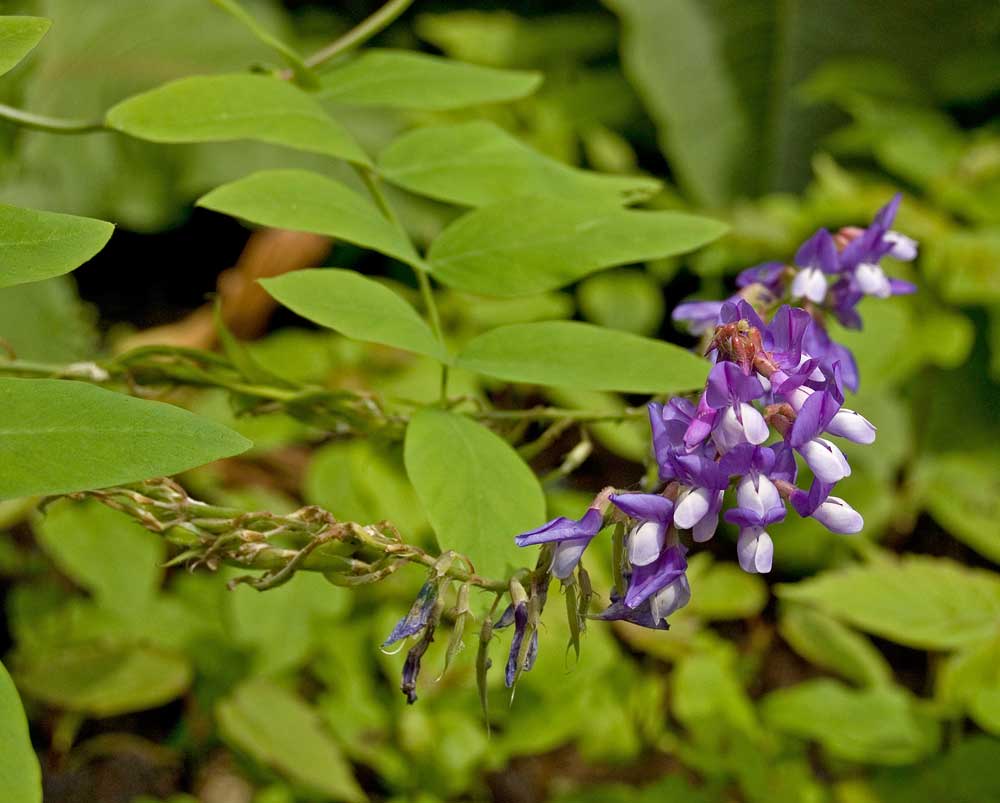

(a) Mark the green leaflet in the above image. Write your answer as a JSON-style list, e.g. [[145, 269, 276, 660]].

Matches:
[[0, 661, 41, 803], [0, 15, 50, 77], [197, 169, 421, 268], [0, 378, 251, 499], [777, 556, 1000, 650], [217, 679, 366, 802], [107, 74, 368, 164], [456, 320, 707, 393], [320, 49, 541, 109], [377, 121, 659, 206], [404, 408, 544, 580], [261, 269, 449, 362], [0, 204, 113, 289], [427, 196, 726, 296]]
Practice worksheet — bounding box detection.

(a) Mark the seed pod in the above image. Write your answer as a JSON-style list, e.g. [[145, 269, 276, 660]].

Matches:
[[438, 582, 471, 679]]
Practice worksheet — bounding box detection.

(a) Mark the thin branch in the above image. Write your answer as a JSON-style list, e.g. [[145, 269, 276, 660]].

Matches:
[[303, 0, 416, 71], [0, 103, 106, 135]]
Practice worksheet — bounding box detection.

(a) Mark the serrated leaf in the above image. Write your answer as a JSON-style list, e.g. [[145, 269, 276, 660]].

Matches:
[[404, 408, 544, 579], [0, 378, 251, 500], [15, 643, 191, 717], [0, 15, 50, 77], [761, 679, 938, 765], [34, 500, 164, 613], [777, 557, 1000, 650], [107, 74, 367, 164], [217, 679, 365, 802], [778, 602, 892, 687], [260, 269, 448, 362], [320, 49, 540, 109], [456, 320, 707, 393], [427, 197, 726, 296], [197, 169, 420, 267], [377, 121, 659, 206], [0, 661, 41, 803], [0, 204, 113, 289]]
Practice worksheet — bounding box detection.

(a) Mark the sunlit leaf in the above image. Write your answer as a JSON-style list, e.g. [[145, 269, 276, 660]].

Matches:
[[217, 679, 365, 802], [428, 197, 726, 296], [0, 378, 251, 499], [0, 204, 113, 289], [107, 74, 368, 164], [261, 269, 448, 362], [456, 321, 707, 393], [378, 121, 659, 206], [0, 661, 41, 803], [320, 49, 540, 109], [0, 16, 50, 77], [404, 408, 544, 579], [197, 169, 420, 267], [777, 557, 1000, 650]]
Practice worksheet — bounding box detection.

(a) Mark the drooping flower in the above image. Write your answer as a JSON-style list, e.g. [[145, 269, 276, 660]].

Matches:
[[515, 506, 605, 579]]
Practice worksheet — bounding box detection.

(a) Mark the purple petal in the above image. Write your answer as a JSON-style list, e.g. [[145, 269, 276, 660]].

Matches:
[[789, 387, 840, 447], [889, 277, 917, 295], [873, 193, 902, 230], [383, 580, 438, 646], [515, 508, 603, 547], [624, 545, 687, 608], [795, 229, 839, 273], [611, 493, 674, 524], [673, 300, 725, 334], [706, 362, 765, 408]]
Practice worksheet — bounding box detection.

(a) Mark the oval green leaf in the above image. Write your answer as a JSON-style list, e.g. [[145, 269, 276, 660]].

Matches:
[[378, 121, 660, 206], [0, 16, 50, 77], [217, 679, 365, 803], [260, 269, 448, 362], [456, 320, 707, 393], [320, 49, 540, 109], [15, 643, 191, 718], [0, 661, 41, 803], [0, 378, 251, 500], [107, 74, 369, 164], [404, 408, 544, 580], [0, 204, 113, 289], [197, 169, 420, 268], [777, 556, 1000, 650], [427, 197, 727, 296]]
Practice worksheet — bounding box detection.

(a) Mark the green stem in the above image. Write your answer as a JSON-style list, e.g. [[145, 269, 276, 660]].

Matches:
[[303, 0, 416, 70], [0, 103, 106, 134]]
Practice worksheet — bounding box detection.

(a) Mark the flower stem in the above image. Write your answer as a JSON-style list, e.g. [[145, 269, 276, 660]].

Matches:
[[0, 103, 106, 134], [302, 0, 416, 70]]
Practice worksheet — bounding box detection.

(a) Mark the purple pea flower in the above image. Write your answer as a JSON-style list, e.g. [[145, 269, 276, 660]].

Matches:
[[792, 229, 839, 303], [803, 321, 860, 393], [703, 361, 769, 450], [839, 196, 919, 300], [721, 446, 786, 573], [736, 261, 787, 295], [515, 507, 604, 579], [790, 480, 864, 534], [673, 299, 725, 335], [611, 493, 674, 568], [662, 452, 728, 543]]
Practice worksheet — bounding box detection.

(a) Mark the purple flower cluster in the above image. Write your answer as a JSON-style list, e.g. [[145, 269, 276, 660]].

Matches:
[[511, 198, 918, 633]]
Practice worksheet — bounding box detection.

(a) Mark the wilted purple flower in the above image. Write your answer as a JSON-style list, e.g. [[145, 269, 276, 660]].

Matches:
[[515, 507, 604, 579], [383, 579, 439, 647], [503, 597, 528, 688]]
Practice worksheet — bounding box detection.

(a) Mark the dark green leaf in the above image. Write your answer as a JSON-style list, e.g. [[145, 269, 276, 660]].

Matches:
[[320, 49, 540, 109], [0, 378, 251, 499], [0, 660, 41, 803], [197, 169, 420, 267], [777, 557, 1000, 650], [404, 408, 544, 579], [106, 74, 367, 164], [377, 121, 659, 206], [0, 204, 113, 289], [0, 16, 50, 77], [217, 679, 365, 802], [427, 197, 726, 296], [260, 269, 448, 362], [456, 321, 707, 393]]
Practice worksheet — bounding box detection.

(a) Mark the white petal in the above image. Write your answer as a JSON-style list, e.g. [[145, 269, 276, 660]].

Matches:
[[812, 496, 864, 534], [650, 575, 691, 620], [785, 384, 813, 412], [714, 406, 747, 452], [692, 498, 722, 543], [740, 402, 770, 445], [799, 438, 851, 483], [737, 526, 772, 574], [627, 520, 665, 567], [885, 230, 918, 261], [736, 474, 779, 517], [826, 408, 877, 444], [792, 267, 827, 303], [551, 540, 588, 579], [856, 263, 891, 298], [674, 486, 712, 529]]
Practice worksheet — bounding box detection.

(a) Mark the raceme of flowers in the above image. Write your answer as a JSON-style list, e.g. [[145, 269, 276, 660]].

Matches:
[[386, 196, 917, 699]]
